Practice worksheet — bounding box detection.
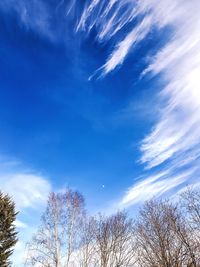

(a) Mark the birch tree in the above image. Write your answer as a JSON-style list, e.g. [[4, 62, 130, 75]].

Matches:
[[25, 189, 85, 267]]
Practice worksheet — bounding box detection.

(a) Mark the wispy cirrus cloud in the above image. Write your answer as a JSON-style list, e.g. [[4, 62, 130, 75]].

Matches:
[[0, 0, 78, 42], [0, 0, 53, 39], [77, 0, 200, 204], [77, 0, 187, 77], [119, 168, 197, 208], [96, 15, 152, 77]]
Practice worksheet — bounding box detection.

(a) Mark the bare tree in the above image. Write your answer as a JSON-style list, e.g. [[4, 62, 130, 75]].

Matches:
[[109, 211, 136, 267], [181, 187, 200, 230], [77, 216, 98, 267], [178, 187, 200, 266], [93, 211, 136, 267], [135, 199, 186, 267], [93, 213, 111, 267], [25, 189, 85, 267]]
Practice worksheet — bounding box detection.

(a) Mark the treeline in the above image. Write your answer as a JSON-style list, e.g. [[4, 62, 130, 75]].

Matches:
[[24, 188, 200, 267], [0, 188, 200, 266]]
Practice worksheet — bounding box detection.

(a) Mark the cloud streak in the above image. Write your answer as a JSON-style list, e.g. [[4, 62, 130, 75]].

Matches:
[[120, 169, 196, 208], [77, 0, 200, 204], [100, 15, 152, 76]]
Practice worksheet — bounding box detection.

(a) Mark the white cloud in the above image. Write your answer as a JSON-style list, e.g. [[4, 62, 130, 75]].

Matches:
[[0, 0, 78, 43], [76, 0, 101, 32], [120, 169, 194, 208], [0, 173, 51, 210], [78, 0, 200, 204], [0, 0, 54, 39], [138, 0, 200, 202], [100, 15, 152, 76], [15, 220, 28, 229], [0, 158, 52, 267], [77, 0, 191, 75]]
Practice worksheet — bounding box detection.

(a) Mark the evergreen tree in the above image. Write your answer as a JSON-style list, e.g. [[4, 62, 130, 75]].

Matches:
[[0, 191, 18, 267]]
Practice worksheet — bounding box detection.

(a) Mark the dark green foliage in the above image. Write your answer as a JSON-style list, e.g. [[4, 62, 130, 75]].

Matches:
[[0, 191, 18, 267]]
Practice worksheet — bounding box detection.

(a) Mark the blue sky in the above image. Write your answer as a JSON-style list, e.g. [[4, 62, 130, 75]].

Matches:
[[0, 0, 200, 265]]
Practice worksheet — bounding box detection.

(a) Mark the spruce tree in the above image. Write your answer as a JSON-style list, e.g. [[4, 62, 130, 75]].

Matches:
[[0, 191, 18, 266]]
